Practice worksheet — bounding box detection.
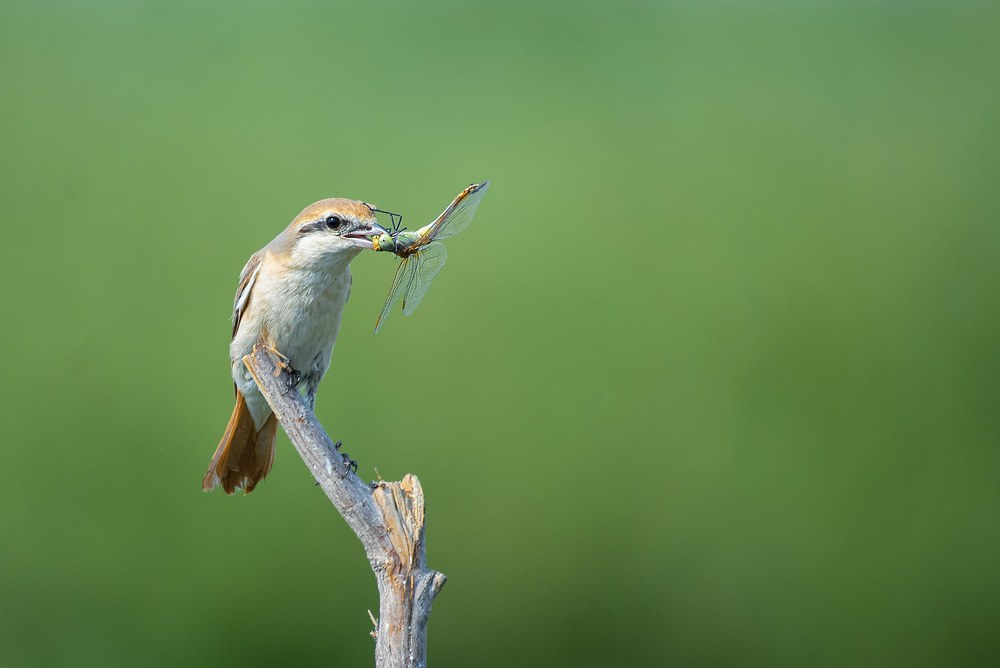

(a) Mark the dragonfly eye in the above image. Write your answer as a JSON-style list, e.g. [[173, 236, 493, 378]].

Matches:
[[325, 215, 344, 230]]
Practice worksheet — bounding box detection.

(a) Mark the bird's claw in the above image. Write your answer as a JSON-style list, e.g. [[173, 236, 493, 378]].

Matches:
[[263, 344, 295, 380], [333, 441, 358, 474], [284, 367, 302, 394]]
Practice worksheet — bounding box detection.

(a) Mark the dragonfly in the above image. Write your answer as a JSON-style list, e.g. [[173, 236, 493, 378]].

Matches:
[[371, 181, 490, 334]]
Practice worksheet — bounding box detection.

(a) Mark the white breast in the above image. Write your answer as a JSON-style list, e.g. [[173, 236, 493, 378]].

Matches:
[[230, 254, 354, 426]]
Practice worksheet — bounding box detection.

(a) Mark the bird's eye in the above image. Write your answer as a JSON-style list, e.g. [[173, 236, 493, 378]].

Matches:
[[325, 215, 343, 230]]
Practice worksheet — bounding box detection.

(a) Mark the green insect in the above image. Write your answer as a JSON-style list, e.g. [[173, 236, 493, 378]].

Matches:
[[372, 181, 489, 334]]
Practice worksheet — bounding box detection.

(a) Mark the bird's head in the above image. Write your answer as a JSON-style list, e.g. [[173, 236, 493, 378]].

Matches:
[[281, 198, 388, 269]]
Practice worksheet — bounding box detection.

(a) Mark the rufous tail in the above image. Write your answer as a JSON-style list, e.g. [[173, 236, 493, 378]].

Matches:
[[203, 390, 278, 494]]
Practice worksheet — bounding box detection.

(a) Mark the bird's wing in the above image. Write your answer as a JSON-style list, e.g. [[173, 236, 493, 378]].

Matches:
[[232, 251, 263, 340]]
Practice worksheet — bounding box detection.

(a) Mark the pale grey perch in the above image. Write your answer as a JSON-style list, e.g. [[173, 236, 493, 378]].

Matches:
[[244, 344, 447, 668]]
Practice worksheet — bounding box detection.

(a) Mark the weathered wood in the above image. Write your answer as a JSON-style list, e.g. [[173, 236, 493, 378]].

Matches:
[[244, 344, 446, 668]]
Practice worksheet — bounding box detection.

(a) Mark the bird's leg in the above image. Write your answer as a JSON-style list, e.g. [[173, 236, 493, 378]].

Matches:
[[271, 348, 300, 393], [303, 380, 318, 411], [253, 342, 300, 393], [261, 343, 292, 378]]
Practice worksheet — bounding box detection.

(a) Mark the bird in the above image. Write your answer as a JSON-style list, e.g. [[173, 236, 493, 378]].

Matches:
[[203, 198, 387, 495]]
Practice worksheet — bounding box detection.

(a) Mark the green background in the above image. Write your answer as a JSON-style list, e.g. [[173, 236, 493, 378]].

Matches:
[[1, 1, 998, 666]]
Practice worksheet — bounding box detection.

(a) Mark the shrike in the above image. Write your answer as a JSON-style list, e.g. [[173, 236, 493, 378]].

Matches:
[[203, 198, 387, 494]]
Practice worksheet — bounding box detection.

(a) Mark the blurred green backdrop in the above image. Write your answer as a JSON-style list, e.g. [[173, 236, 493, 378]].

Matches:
[[1, 1, 998, 666]]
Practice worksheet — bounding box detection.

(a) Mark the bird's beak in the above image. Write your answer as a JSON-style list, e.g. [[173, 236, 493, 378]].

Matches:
[[345, 222, 389, 250]]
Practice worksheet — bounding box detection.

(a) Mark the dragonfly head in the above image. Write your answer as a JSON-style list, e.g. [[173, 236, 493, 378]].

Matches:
[[372, 232, 396, 253], [343, 220, 390, 251]]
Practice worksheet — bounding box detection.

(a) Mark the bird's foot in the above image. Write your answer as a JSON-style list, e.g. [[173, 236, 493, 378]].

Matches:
[[334, 440, 358, 474], [284, 367, 302, 394], [259, 344, 300, 392], [261, 344, 293, 378]]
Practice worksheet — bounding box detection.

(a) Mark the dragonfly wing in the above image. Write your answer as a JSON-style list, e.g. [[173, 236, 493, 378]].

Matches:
[[401, 242, 448, 316], [418, 181, 489, 244], [374, 256, 416, 334]]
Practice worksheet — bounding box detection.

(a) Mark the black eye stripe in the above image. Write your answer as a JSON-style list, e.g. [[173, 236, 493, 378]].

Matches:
[[298, 221, 324, 235], [299, 215, 351, 235]]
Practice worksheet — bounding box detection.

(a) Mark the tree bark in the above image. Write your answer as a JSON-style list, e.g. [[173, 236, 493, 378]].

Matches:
[[243, 344, 446, 668]]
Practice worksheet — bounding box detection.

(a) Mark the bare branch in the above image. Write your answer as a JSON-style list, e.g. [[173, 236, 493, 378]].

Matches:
[[244, 344, 446, 668]]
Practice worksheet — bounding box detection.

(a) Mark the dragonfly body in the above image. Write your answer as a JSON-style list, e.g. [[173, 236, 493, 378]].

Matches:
[[371, 181, 489, 333], [372, 228, 426, 257]]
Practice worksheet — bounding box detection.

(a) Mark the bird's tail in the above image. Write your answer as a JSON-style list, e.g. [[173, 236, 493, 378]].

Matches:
[[202, 390, 278, 494]]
